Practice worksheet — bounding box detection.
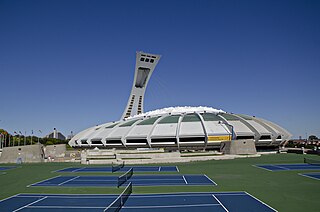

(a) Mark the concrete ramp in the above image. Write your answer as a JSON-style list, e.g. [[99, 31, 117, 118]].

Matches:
[[0, 144, 44, 163]]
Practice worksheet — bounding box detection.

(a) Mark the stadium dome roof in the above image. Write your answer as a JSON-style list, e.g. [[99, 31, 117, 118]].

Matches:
[[69, 106, 291, 149]]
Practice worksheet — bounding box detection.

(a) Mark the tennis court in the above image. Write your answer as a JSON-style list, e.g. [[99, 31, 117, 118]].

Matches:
[[298, 172, 320, 180], [254, 164, 320, 171], [255, 158, 320, 171], [0, 166, 16, 171], [29, 174, 216, 187], [0, 192, 276, 211], [55, 166, 178, 173]]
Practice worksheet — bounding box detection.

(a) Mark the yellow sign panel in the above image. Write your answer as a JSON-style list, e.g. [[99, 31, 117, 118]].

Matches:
[[207, 135, 231, 143]]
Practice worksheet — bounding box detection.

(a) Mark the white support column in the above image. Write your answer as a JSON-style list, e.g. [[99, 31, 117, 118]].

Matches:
[[195, 112, 208, 149]]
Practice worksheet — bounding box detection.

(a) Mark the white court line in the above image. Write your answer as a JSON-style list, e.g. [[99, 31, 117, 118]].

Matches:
[[6, 193, 251, 205], [0, 194, 20, 203], [272, 165, 290, 170], [252, 165, 274, 172], [28, 206, 105, 209], [13, 196, 47, 212], [72, 167, 86, 172], [12, 191, 249, 198], [182, 175, 188, 184], [298, 173, 320, 181], [58, 176, 80, 186], [128, 193, 247, 198], [244, 192, 277, 212], [123, 203, 221, 209], [76, 178, 184, 182], [176, 166, 180, 172], [204, 174, 217, 186], [51, 167, 73, 173], [212, 194, 229, 212], [27, 175, 61, 187], [15, 195, 115, 199], [75, 179, 115, 182]]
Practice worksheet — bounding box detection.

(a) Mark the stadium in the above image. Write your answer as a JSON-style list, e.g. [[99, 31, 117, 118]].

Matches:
[[69, 52, 291, 150]]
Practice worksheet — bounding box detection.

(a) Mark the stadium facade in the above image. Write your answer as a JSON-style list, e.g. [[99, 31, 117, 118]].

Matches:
[[69, 52, 291, 150]]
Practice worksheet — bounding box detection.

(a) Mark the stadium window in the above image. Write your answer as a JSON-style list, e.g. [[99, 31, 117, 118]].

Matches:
[[145, 58, 150, 62], [150, 59, 154, 63], [140, 58, 145, 61]]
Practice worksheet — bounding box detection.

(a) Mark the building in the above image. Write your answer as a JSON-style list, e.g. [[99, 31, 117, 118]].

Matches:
[[69, 52, 291, 150], [46, 128, 66, 140]]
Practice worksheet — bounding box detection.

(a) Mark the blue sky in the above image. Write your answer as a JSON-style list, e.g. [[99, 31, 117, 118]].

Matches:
[[0, 0, 319, 138]]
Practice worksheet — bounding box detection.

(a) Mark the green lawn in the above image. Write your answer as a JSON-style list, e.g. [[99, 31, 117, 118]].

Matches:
[[0, 153, 319, 211]]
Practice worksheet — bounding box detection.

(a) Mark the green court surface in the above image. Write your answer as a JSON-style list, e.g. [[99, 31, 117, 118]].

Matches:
[[0, 153, 319, 212]]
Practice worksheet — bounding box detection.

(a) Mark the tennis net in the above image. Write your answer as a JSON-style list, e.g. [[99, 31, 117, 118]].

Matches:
[[104, 182, 132, 212], [118, 167, 133, 188], [304, 158, 320, 166], [112, 161, 125, 173]]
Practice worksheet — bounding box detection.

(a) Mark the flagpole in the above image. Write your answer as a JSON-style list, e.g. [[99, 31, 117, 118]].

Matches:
[[4, 133, 7, 147], [38, 130, 42, 144], [31, 130, 33, 144]]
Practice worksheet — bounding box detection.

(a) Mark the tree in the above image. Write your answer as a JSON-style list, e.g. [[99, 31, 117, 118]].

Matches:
[[308, 135, 318, 141]]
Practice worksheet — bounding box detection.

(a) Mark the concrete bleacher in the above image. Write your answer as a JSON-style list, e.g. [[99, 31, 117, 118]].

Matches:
[[81, 148, 260, 164]]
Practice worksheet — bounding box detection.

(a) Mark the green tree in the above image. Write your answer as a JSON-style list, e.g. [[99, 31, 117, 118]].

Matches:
[[308, 135, 318, 141]]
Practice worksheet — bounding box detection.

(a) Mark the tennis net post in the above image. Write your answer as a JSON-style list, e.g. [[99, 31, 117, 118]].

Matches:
[[104, 182, 133, 212], [118, 167, 133, 188], [112, 161, 125, 173], [304, 157, 320, 165]]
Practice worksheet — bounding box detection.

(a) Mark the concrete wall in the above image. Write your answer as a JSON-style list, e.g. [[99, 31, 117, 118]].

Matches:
[[0, 144, 44, 163], [220, 139, 257, 155], [44, 144, 66, 158]]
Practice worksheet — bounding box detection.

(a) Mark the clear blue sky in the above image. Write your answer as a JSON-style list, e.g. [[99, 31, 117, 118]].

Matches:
[[0, 0, 319, 138]]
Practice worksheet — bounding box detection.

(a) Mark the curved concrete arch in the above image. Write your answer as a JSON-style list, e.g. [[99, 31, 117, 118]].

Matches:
[[232, 114, 261, 142], [147, 115, 170, 148], [175, 114, 185, 150], [195, 112, 208, 149], [121, 118, 144, 146]]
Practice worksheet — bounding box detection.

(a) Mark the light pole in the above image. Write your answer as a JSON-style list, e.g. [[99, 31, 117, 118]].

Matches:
[[0, 133, 3, 149], [31, 130, 33, 144], [4, 133, 7, 147]]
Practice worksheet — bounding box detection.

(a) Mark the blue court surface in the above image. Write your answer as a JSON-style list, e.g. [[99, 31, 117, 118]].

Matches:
[[0, 166, 16, 171], [254, 163, 320, 171], [29, 175, 216, 187], [55, 166, 178, 173], [299, 172, 320, 180], [0, 192, 276, 211]]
